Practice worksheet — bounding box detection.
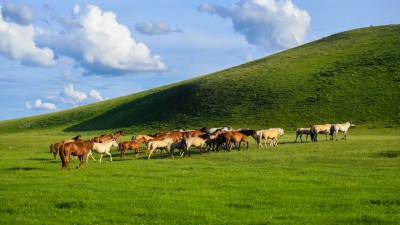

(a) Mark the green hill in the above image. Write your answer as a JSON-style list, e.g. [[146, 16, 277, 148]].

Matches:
[[1, 25, 399, 134]]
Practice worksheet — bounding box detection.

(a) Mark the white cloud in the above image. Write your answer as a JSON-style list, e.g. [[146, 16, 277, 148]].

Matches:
[[39, 4, 167, 75], [89, 89, 104, 101], [25, 99, 57, 110], [135, 21, 182, 35], [0, 5, 56, 66], [198, 0, 311, 51], [62, 83, 87, 104]]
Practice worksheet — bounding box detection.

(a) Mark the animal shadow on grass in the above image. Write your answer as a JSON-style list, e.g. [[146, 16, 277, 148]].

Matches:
[[374, 150, 400, 158], [5, 167, 44, 171]]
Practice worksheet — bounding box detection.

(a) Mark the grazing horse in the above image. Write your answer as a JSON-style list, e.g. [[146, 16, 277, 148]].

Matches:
[[59, 140, 94, 170], [49, 135, 82, 160], [295, 127, 312, 143], [147, 138, 174, 159], [310, 124, 332, 142], [93, 130, 124, 143], [119, 137, 147, 159], [219, 130, 257, 151], [330, 121, 355, 141], [86, 139, 118, 163]]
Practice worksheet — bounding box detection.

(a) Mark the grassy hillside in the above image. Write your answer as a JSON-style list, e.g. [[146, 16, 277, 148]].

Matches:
[[1, 25, 399, 134]]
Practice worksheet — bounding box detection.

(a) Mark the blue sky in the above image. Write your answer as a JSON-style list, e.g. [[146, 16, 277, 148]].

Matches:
[[0, 0, 398, 121]]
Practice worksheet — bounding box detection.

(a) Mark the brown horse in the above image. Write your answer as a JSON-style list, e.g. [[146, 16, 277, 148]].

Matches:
[[50, 135, 82, 160], [59, 140, 94, 170], [93, 130, 124, 143], [119, 137, 147, 159], [153, 131, 184, 142], [218, 130, 257, 151], [182, 128, 206, 138]]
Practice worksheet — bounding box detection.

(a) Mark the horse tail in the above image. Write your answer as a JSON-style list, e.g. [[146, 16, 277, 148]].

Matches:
[[181, 138, 188, 156], [330, 124, 335, 136], [310, 126, 316, 142], [59, 143, 67, 169]]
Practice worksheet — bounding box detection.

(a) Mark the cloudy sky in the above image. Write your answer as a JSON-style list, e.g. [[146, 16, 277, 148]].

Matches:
[[0, 0, 398, 121]]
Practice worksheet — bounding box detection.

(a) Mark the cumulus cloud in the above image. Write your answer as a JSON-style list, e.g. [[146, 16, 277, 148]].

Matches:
[[198, 0, 311, 51], [25, 99, 57, 110], [62, 83, 87, 104], [40, 4, 167, 75], [135, 21, 182, 35], [89, 89, 104, 101], [0, 5, 56, 66]]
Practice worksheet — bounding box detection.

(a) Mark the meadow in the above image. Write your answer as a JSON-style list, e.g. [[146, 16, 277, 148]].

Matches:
[[0, 128, 399, 225]]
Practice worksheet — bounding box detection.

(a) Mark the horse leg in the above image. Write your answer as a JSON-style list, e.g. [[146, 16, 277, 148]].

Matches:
[[106, 151, 112, 162], [305, 134, 308, 142], [342, 131, 347, 140], [99, 154, 104, 163], [148, 149, 154, 159]]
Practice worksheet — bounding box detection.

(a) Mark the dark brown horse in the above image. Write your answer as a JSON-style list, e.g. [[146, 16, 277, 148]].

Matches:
[[93, 130, 124, 143], [59, 140, 94, 170], [50, 135, 82, 160], [217, 130, 257, 151]]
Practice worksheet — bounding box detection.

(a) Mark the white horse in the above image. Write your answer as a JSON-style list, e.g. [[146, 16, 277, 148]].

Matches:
[[86, 139, 118, 163], [147, 138, 173, 159], [330, 121, 355, 140]]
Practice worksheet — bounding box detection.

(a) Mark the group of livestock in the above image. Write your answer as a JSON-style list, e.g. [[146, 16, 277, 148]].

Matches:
[[295, 121, 355, 143], [50, 121, 355, 170]]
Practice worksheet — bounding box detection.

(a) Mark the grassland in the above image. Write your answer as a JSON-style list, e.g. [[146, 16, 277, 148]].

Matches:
[[0, 129, 399, 225], [0, 25, 399, 224]]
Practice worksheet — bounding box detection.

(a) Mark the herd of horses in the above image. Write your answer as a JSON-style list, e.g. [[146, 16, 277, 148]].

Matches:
[[50, 121, 355, 170]]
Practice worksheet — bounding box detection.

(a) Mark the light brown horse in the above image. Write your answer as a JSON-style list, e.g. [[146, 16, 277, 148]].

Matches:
[[152, 130, 184, 142], [93, 130, 124, 143], [119, 137, 147, 159], [50, 135, 82, 160], [59, 140, 94, 170], [310, 124, 332, 142]]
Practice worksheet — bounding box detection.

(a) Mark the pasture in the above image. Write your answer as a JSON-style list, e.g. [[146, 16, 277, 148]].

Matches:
[[0, 128, 399, 224]]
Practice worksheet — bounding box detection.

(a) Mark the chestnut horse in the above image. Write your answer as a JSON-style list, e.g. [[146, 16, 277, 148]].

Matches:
[[119, 137, 147, 159], [218, 130, 257, 151], [50, 135, 82, 160], [93, 130, 124, 143], [59, 140, 94, 170]]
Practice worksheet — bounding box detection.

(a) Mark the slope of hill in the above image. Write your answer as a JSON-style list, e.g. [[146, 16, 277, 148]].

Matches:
[[1, 25, 399, 134]]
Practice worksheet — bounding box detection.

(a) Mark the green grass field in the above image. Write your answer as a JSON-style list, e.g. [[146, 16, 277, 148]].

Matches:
[[0, 24, 399, 225], [1, 128, 399, 225]]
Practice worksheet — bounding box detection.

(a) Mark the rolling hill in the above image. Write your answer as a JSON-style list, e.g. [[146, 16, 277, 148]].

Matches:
[[1, 25, 399, 134]]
